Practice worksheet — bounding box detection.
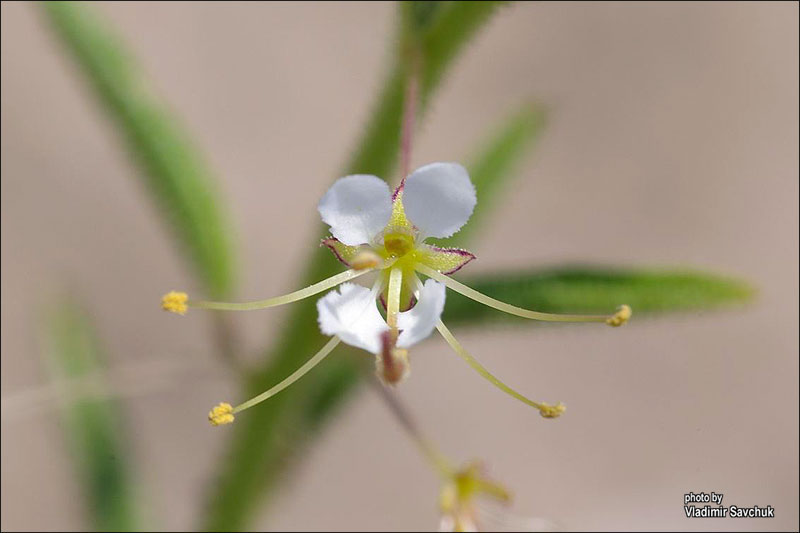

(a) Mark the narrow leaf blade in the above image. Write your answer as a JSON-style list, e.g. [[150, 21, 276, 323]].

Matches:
[[42, 2, 236, 297], [346, 1, 510, 177], [419, 1, 510, 106], [443, 266, 755, 325], [44, 298, 139, 531]]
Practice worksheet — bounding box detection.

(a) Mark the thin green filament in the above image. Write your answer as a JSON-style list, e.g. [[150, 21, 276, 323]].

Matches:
[[233, 336, 342, 413], [416, 264, 610, 323], [190, 269, 369, 311], [435, 320, 546, 413]]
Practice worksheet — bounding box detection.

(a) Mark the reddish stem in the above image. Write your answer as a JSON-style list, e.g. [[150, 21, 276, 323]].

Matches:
[[400, 60, 419, 183]]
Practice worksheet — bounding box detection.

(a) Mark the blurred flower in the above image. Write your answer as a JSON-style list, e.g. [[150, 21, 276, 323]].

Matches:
[[438, 461, 557, 533], [163, 162, 630, 425], [473, 500, 558, 533], [438, 460, 511, 532]]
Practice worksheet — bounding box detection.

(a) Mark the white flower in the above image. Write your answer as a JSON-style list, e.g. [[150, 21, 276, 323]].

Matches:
[[319, 162, 477, 316], [438, 460, 511, 533], [164, 162, 630, 425], [314, 163, 476, 384]]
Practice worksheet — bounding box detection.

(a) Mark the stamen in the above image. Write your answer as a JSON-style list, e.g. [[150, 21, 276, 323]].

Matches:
[[416, 264, 629, 325], [161, 291, 188, 315], [538, 402, 566, 418], [208, 402, 234, 426], [435, 320, 564, 418], [209, 336, 342, 425], [350, 250, 383, 270], [606, 304, 632, 327], [187, 268, 370, 312]]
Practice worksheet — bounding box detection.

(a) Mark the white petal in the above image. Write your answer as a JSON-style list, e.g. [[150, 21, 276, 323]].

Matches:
[[318, 175, 393, 246], [397, 280, 446, 348], [402, 162, 476, 239], [317, 283, 388, 354]]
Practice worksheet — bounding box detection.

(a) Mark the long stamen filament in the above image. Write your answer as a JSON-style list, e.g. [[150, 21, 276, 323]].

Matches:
[[435, 320, 564, 418], [228, 336, 341, 419], [416, 264, 621, 324], [190, 269, 370, 311]]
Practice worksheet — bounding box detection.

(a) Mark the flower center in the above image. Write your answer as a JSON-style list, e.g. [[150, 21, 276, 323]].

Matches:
[[382, 231, 415, 258]]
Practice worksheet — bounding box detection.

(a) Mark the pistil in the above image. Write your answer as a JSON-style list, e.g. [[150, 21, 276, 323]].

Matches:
[[386, 266, 403, 334]]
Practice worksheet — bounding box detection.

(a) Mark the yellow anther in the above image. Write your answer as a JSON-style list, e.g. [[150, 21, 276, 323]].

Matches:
[[161, 291, 188, 315], [539, 402, 566, 419], [208, 402, 235, 426], [606, 304, 632, 327], [350, 250, 383, 271]]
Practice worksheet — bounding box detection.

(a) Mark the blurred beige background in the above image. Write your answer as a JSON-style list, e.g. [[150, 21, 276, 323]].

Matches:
[[1, 2, 798, 531]]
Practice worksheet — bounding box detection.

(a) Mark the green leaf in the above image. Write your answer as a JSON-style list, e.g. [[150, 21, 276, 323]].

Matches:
[[417, 1, 510, 108], [442, 266, 755, 325], [44, 297, 139, 531], [42, 2, 236, 297], [203, 2, 510, 530], [401, 1, 446, 35], [346, 1, 509, 177]]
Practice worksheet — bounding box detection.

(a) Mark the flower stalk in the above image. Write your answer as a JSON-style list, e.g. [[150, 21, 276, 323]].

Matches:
[[400, 51, 419, 181]]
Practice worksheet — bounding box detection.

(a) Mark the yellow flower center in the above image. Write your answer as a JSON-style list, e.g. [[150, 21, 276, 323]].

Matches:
[[382, 231, 415, 258]]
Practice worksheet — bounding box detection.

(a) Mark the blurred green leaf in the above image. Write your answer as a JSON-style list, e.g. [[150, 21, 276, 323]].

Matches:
[[401, 1, 445, 35], [203, 2, 510, 530], [42, 2, 236, 297], [443, 266, 755, 325], [417, 1, 510, 108], [347, 1, 509, 177], [44, 298, 139, 532]]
